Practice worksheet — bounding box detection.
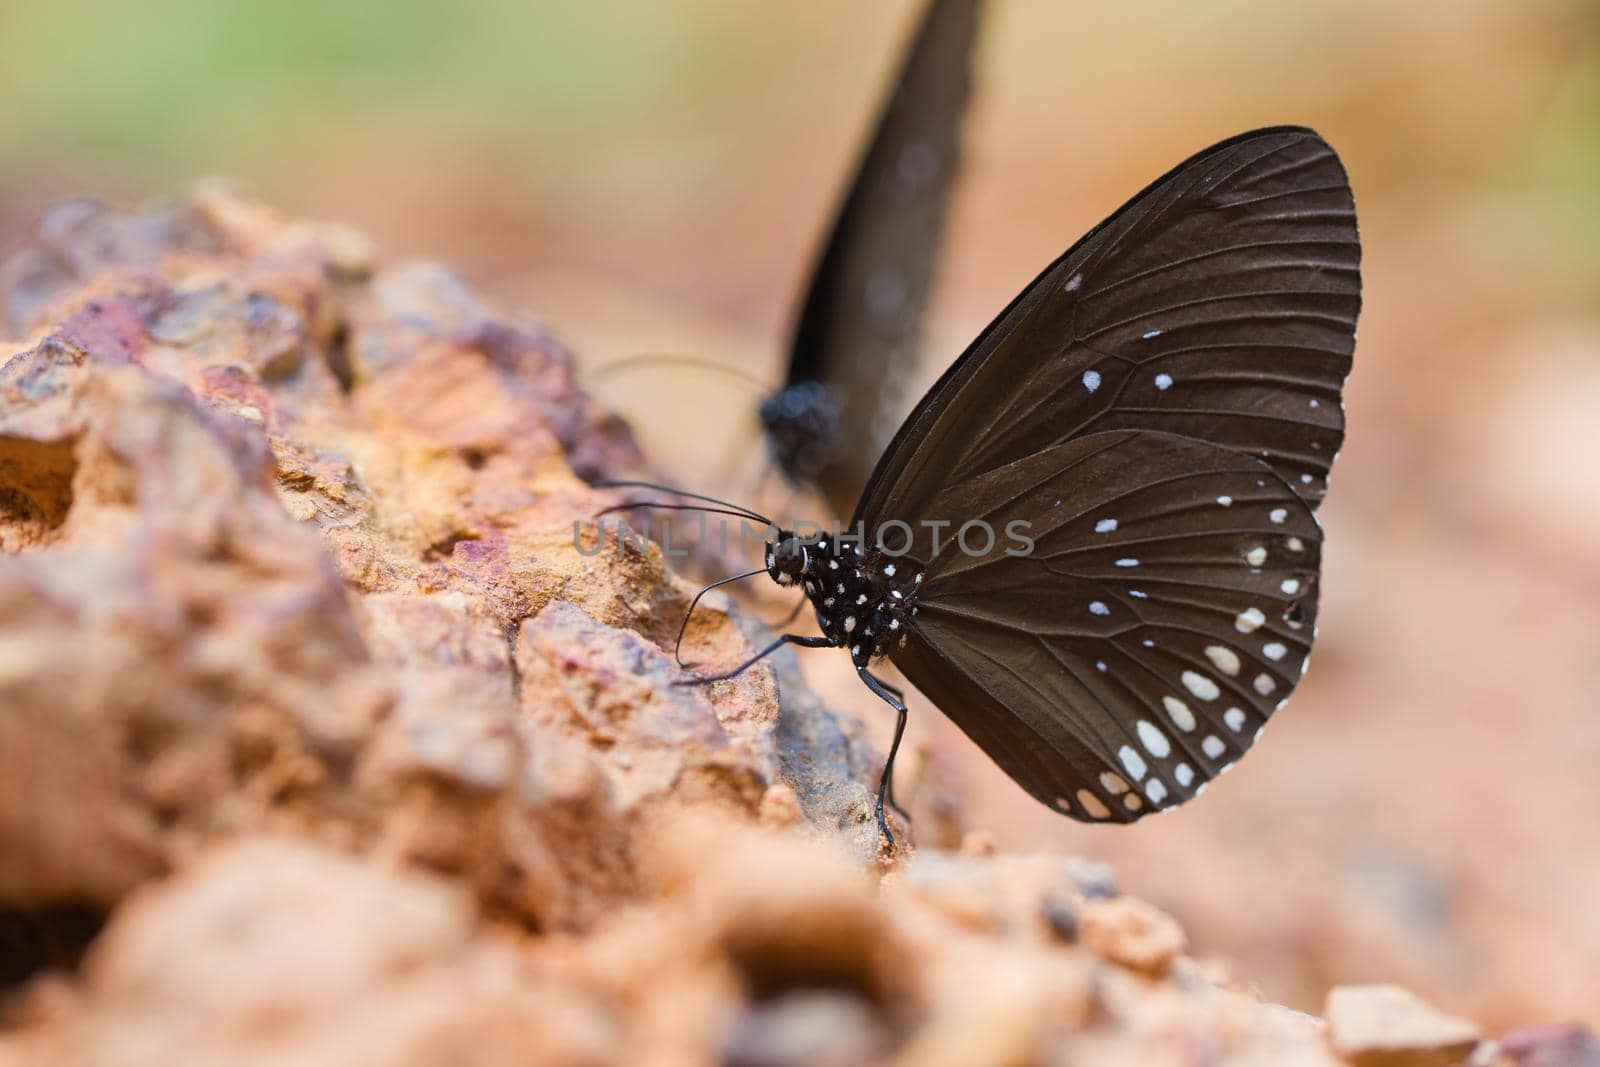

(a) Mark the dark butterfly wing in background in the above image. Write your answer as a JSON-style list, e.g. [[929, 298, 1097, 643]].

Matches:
[[865, 127, 1360, 822], [762, 0, 983, 519]]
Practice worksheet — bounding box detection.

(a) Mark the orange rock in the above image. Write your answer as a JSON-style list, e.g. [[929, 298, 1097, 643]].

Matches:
[[1080, 896, 1187, 977], [0, 187, 1533, 1067], [1325, 984, 1483, 1067]]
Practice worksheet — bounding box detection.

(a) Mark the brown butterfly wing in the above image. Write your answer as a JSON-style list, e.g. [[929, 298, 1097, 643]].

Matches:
[[856, 127, 1359, 820]]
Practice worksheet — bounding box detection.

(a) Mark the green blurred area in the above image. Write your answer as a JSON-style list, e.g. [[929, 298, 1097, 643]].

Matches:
[[1, 0, 705, 149], [1, 0, 1595, 325]]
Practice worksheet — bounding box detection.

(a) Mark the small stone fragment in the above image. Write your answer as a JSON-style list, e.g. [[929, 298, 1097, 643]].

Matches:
[[1325, 984, 1483, 1067], [1499, 1024, 1600, 1067], [1080, 896, 1186, 975]]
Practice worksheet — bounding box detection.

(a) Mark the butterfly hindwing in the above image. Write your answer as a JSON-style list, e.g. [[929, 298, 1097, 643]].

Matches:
[[890, 430, 1322, 822]]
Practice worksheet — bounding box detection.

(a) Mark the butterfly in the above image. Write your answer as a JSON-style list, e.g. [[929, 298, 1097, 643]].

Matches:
[[604, 126, 1360, 843], [760, 0, 983, 519]]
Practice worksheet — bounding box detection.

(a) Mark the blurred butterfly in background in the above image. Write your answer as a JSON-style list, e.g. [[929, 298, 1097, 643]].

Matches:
[[759, 0, 984, 519]]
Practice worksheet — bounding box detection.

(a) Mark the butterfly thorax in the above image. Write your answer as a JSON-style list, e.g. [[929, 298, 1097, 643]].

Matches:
[[765, 531, 923, 667]]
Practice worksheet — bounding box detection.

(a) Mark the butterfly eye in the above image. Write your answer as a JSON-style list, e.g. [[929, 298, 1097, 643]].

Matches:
[[771, 537, 809, 577]]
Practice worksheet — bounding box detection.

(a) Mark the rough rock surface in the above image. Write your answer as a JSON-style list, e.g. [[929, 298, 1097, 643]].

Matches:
[[1325, 985, 1481, 1067], [0, 190, 1587, 1065]]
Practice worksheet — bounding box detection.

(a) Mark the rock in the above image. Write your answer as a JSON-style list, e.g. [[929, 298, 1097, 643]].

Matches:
[[1080, 896, 1187, 977], [0, 187, 1542, 1066], [1325, 984, 1483, 1067], [1498, 1025, 1600, 1067], [54, 838, 620, 1067]]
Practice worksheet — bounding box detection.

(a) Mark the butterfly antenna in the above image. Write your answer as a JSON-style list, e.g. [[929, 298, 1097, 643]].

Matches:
[[674, 567, 767, 668], [595, 502, 774, 528], [593, 480, 773, 526], [589, 353, 771, 394]]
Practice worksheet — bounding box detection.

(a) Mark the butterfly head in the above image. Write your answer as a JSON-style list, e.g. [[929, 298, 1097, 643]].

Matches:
[[765, 532, 812, 587]]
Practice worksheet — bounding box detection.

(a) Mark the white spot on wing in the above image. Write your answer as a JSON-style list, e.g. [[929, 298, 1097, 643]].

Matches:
[[1094, 518, 1118, 533], [1154, 373, 1173, 390], [1281, 578, 1301, 595], [1245, 546, 1267, 567], [1269, 508, 1288, 524], [1181, 671, 1220, 701], [1205, 645, 1241, 676], [1142, 328, 1163, 339], [1175, 763, 1194, 788], [1082, 369, 1102, 393], [1115, 558, 1139, 568], [1145, 779, 1168, 804], [1224, 707, 1247, 732], [1202, 735, 1226, 759], [1137, 720, 1171, 758], [1162, 696, 1196, 732], [1235, 607, 1266, 633], [1263, 642, 1287, 661], [1078, 789, 1110, 818], [1118, 746, 1148, 781], [1065, 273, 1083, 292], [1253, 672, 1277, 695], [1217, 495, 1233, 507], [1089, 601, 1110, 616]]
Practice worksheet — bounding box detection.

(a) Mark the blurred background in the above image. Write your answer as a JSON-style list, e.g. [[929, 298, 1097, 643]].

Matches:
[[3, 0, 1597, 1030]]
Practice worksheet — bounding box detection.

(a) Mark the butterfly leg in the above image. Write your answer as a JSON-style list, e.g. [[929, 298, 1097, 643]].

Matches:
[[678, 633, 832, 685], [673, 567, 768, 669], [857, 666, 909, 845], [863, 674, 914, 823]]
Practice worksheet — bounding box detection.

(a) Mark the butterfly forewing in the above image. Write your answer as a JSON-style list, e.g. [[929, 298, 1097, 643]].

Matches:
[[854, 127, 1359, 530], [775, 0, 983, 517], [890, 430, 1321, 820]]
